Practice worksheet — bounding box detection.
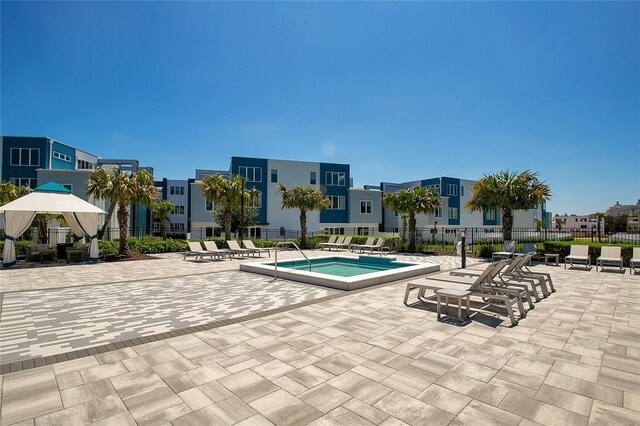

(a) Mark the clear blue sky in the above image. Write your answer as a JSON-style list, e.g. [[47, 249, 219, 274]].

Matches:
[[2, 1, 638, 215]]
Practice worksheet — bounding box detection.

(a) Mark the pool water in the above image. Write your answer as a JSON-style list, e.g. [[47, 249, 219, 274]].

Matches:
[[270, 257, 412, 277]]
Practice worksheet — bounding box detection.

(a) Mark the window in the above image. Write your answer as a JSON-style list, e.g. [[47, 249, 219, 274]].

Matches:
[[10, 148, 40, 166], [360, 200, 372, 214], [205, 200, 213, 211], [77, 159, 93, 169], [10, 178, 37, 188], [172, 205, 185, 215], [327, 195, 345, 210], [62, 184, 72, 192], [323, 227, 345, 235], [427, 184, 441, 193], [448, 207, 459, 220], [248, 192, 262, 208], [326, 171, 345, 186], [357, 227, 371, 235], [238, 166, 262, 182], [485, 210, 496, 220], [271, 169, 278, 183], [170, 223, 185, 232], [435, 206, 443, 218], [170, 186, 184, 196], [206, 227, 213, 238], [310, 171, 317, 185], [460, 186, 464, 197], [446, 184, 458, 196], [53, 151, 71, 162], [248, 227, 261, 238]]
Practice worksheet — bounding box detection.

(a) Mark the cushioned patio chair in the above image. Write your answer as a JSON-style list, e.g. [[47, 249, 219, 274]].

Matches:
[[596, 246, 624, 273], [564, 245, 591, 269], [242, 240, 271, 257]]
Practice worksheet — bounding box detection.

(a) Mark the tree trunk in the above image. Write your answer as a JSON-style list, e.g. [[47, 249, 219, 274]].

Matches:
[[409, 214, 417, 253], [99, 202, 116, 239], [597, 222, 601, 243], [162, 217, 167, 240], [502, 209, 513, 241], [117, 202, 130, 256], [224, 208, 232, 241], [299, 210, 307, 249], [401, 216, 407, 242]]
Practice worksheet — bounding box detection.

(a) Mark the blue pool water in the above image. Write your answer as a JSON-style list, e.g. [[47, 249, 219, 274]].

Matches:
[[269, 256, 413, 277]]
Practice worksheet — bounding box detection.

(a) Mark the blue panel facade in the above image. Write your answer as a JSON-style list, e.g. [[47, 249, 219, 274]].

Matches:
[[420, 178, 441, 194], [230, 157, 268, 224], [50, 141, 75, 170], [320, 162, 350, 223], [483, 209, 498, 226], [441, 177, 460, 225], [2, 136, 49, 184]]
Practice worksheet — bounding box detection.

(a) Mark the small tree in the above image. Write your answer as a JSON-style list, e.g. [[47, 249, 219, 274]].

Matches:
[[151, 199, 174, 240], [466, 170, 551, 241], [594, 212, 606, 243], [277, 184, 330, 249], [535, 219, 544, 232], [201, 174, 259, 241], [555, 217, 566, 230], [0, 181, 31, 206], [87, 168, 157, 256], [214, 205, 259, 236], [383, 186, 441, 253]]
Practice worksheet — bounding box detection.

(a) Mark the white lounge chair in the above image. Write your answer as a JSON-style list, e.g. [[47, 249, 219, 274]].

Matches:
[[203, 241, 233, 260], [227, 240, 252, 258], [184, 241, 218, 261], [350, 237, 375, 253], [565, 245, 590, 269], [242, 240, 271, 257], [319, 236, 342, 250], [631, 247, 640, 274], [335, 236, 353, 250], [492, 240, 516, 262], [369, 238, 391, 255], [596, 246, 623, 273]]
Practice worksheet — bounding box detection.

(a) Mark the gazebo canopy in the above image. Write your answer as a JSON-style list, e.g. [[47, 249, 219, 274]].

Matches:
[[0, 182, 104, 214], [1, 182, 105, 266]]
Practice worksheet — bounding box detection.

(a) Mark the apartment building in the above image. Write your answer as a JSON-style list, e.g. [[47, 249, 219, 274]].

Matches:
[[379, 177, 546, 232]]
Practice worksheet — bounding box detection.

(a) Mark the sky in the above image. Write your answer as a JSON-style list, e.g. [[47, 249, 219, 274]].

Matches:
[[1, 1, 639, 215]]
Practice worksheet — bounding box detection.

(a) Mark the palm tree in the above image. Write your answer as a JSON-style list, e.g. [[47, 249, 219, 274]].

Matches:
[[84, 168, 117, 238], [201, 174, 258, 240], [594, 212, 606, 243], [383, 186, 441, 252], [151, 199, 174, 240], [466, 170, 551, 241], [277, 184, 331, 249], [0, 181, 30, 206], [555, 216, 566, 230], [86, 168, 157, 256]]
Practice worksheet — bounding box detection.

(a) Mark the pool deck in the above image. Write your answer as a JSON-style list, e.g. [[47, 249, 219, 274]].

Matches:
[[0, 252, 639, 425]]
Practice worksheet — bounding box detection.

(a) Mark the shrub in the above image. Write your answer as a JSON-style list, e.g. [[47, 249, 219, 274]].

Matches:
[[0, 240, 33, 256], [475, 244, 495, 258]]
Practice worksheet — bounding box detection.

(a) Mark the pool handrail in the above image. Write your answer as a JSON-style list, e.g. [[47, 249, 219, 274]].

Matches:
[[273, 241, 311, 280]]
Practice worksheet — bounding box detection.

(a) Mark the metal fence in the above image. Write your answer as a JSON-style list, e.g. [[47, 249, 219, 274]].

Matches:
[[1, 226, 639, 248]]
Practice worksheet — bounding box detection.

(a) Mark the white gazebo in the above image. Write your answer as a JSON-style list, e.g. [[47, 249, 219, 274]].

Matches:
[[0, 182, 105, 266]]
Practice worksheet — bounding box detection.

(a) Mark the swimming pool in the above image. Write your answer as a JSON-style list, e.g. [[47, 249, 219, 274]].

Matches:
[[240, 255, 439, 291]]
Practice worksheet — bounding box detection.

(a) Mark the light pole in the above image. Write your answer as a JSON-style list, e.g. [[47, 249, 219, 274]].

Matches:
[[239, 177, 245, 243], [460, 231, 466, 269]]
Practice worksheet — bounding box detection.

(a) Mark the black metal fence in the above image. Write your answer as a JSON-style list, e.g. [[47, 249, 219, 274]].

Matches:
[[1, 226, 639, 248]]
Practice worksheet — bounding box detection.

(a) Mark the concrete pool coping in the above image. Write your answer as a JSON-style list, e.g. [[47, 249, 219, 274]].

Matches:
[[240, 255, 440, 290]]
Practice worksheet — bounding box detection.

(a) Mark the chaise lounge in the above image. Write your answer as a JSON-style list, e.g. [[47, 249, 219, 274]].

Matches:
[[596, 246, 624, 273], [242, 240, 271, 257]]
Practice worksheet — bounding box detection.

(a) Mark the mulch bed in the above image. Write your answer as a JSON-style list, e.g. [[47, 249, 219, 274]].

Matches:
[[101, 252, 158, 262]]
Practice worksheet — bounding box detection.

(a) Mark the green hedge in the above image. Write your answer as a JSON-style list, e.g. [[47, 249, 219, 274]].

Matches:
[[0, 240, 33, 256], [542, 241, 637, 266]]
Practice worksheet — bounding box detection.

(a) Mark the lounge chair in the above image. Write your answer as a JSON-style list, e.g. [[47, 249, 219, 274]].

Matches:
[[631, 248, 640, 274], [227, 240, 252, 258], [242, 240, 271, 257], [203, 241, 233, 260], [453, 254, 547, 302], [319, 236, 343, 251], [369, 238, 391, 255], [184, 241, 219, 261], [509, 255, 556, 294], [564, 245, 590, 269], [335, 236, 353, 250], [492, 240, 516, 262], [350, 237, 375, 253], [596, 246, 623, 273], [318, 236, 338, 250], [404, 259, 525, 326]]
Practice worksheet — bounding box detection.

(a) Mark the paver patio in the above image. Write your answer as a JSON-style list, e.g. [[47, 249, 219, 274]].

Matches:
[[0, 252, 638, 425]]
